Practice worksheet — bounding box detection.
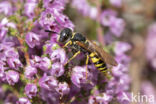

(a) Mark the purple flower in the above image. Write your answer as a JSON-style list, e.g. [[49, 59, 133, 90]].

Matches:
[[25, 32, 40, 48], [0, 18, 9, 27], [72, 0, 97, 19], [4, 48, 19, 58], [0, 1, 13, 15], [88, 7, 97, 20], [116, 92, 131, 104], [30, 56, 51, 71], [100, 9, 117, 26], [39, 9, 56, 28], [39, 8, 74, 32], [38, 57, 51, 71], [0, 27, 7, 42], [146, 23, 156, 69], [16, 97, 31, 104], [39, 88, 60, 104], [30, 55, 41, 66], [71, 66, 88, 88], [6, 70, 19, 85], [7, 58, 22, 70], [43, 0, 67, 11], [24, 65, 37, 79], [43, 42, 60, 54], [111, 64, 125, 77], [24, 2, 37, 18], [109, 17, 125, 37], [110, 0, 122, 7], [88, 93, 112, 104], [114, 42, 131, 55], [115, 54, 131, 65], [50, 49, 67, 64], [110, 17, 125, 37], [56, 82, 70, 95], [25, 84, 38, 99], [39, 74, 58, 91], [0, 68, 6, 81], [50, 62, 64, 77]]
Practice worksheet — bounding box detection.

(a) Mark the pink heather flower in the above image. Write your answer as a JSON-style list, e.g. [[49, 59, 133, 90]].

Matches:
[[39, 9, 56, 27], [6, 70, 19, 85], [39, 57, 51, 71], [50, 48, 67, 64], [89, 7, 97, 20], [25, 84, 38, 99], [0, 27, 7, 42], [115, 54, 131, 65], [0, 1, 13, 15], [25, 32, 40, 48], [30, 55, 41, 66], [0, 68, 6, 81], [110, 0, 122, 7], [39, 88, 60, 104], [4, 48, 19, 58], [100, 9, 117, 26], [39, 6, 74, 32], [88, 93, 112, 104], [71, 66, 88, 88], [0, 42, 19, 62], [24, 2, 37, 18], [116, 92, 131, 104], [56, 82, 70, 95], [111, 64, 125, 77], [114, 42, 131, 55], [24, 65, 37, 79], [39, 74, 58, 91], [43, 42, 60, 54], [146, 23, 156, 69], [0, 18, 9, 27], [0, 18, 16, 30], [16, 97, 31, 104], [50, 62, 64, 77], [7, 58, 22, 70], [43, 0, 67, 11], [72, 0, 97, 20], [109, 17, 125, 37], [30, 56, 51, 71]]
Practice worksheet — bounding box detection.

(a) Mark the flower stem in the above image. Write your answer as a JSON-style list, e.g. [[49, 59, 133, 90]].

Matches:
[[96, 0, 105, 46]]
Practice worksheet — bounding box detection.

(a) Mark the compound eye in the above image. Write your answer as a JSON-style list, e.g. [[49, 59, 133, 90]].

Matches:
[[59, 28, 72, 43], [62, 32, 68, 40], [59, 31, 68, 42]]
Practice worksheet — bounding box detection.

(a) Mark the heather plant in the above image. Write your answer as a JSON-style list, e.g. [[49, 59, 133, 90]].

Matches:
[[0, 0, 133, 104]]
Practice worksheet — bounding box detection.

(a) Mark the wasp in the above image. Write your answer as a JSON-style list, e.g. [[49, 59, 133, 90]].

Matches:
[[57, 28, 118, 78]]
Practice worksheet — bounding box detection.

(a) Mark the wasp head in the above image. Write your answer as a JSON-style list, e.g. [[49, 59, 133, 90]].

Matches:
[[58, 28, 72, 43]]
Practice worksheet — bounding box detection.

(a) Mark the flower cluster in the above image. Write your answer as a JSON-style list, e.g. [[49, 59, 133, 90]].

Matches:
[[0, 42, 22, 85], [72, 0, 125, 37], [0, 0, 131, 104]]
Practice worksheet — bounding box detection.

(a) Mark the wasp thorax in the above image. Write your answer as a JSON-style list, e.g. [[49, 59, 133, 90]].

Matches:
[[58, 28, 72, 43]]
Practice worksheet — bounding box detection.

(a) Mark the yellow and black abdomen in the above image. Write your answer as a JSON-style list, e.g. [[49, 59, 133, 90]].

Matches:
[[89, 52, 107, 73]]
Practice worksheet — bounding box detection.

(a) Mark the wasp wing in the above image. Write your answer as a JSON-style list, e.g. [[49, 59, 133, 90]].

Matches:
[[76, 40, 118, 66]]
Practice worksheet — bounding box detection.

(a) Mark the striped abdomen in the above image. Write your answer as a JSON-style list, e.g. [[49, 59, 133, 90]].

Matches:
[[89, 52, 107, 73]]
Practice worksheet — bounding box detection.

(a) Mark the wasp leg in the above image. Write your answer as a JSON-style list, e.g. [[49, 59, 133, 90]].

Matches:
[[63, 40, 72, 48], [85, 54, 89, 78], [65, 51, 81, 66]]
